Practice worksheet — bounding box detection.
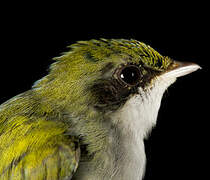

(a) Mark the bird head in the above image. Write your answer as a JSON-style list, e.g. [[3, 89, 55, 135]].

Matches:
[[33, 38, 200, 140]]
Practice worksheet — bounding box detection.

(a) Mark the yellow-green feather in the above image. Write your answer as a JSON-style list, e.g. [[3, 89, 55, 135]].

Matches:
[[0, 93, 79, 179]]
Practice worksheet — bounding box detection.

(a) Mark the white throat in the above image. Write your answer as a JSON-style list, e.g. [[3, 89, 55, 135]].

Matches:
[[107, 76, 177, 180]]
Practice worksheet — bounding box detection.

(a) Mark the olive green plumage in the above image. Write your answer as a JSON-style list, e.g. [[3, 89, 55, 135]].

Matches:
[[0, 39, 172, 179]]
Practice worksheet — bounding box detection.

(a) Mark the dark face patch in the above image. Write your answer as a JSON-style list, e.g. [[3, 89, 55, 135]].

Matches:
[[90, 78, 137, 111], [89, 63, 160, 111]]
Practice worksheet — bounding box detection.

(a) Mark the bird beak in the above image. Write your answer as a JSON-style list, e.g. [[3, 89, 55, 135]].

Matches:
[[163, 61, 201, 78]]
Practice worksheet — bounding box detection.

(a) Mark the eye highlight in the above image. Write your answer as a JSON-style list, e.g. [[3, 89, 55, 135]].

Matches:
[[118, 65, 142, 86]]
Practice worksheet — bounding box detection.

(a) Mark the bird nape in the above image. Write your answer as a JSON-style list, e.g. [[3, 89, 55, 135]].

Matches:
[[0, 39, 200, 180]]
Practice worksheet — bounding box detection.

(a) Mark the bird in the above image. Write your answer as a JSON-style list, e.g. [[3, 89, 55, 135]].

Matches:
[[0, 39, 200, 180]]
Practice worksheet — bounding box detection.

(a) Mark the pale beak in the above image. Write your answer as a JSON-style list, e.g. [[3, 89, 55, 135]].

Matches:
[[163, 61, 201, 78]]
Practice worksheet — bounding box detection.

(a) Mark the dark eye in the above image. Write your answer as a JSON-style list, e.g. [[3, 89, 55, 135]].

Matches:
[[119, 65, 142, 86]]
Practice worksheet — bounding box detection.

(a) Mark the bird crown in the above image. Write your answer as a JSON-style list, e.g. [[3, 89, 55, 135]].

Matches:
[[55, 38, 172, 71]]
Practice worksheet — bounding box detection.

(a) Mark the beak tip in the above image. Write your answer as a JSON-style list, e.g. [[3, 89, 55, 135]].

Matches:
[[186, 62, 202, 72]]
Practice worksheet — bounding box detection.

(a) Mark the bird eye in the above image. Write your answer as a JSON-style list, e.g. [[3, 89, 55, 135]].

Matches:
[[119, 65, 142, 86]]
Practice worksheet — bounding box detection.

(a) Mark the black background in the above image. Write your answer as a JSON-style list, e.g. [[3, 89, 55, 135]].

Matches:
[[1, 2, 209, 180]]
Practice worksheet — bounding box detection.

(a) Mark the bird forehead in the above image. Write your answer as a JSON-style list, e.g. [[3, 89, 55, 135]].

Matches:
[[64, 39, 172, 71]]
